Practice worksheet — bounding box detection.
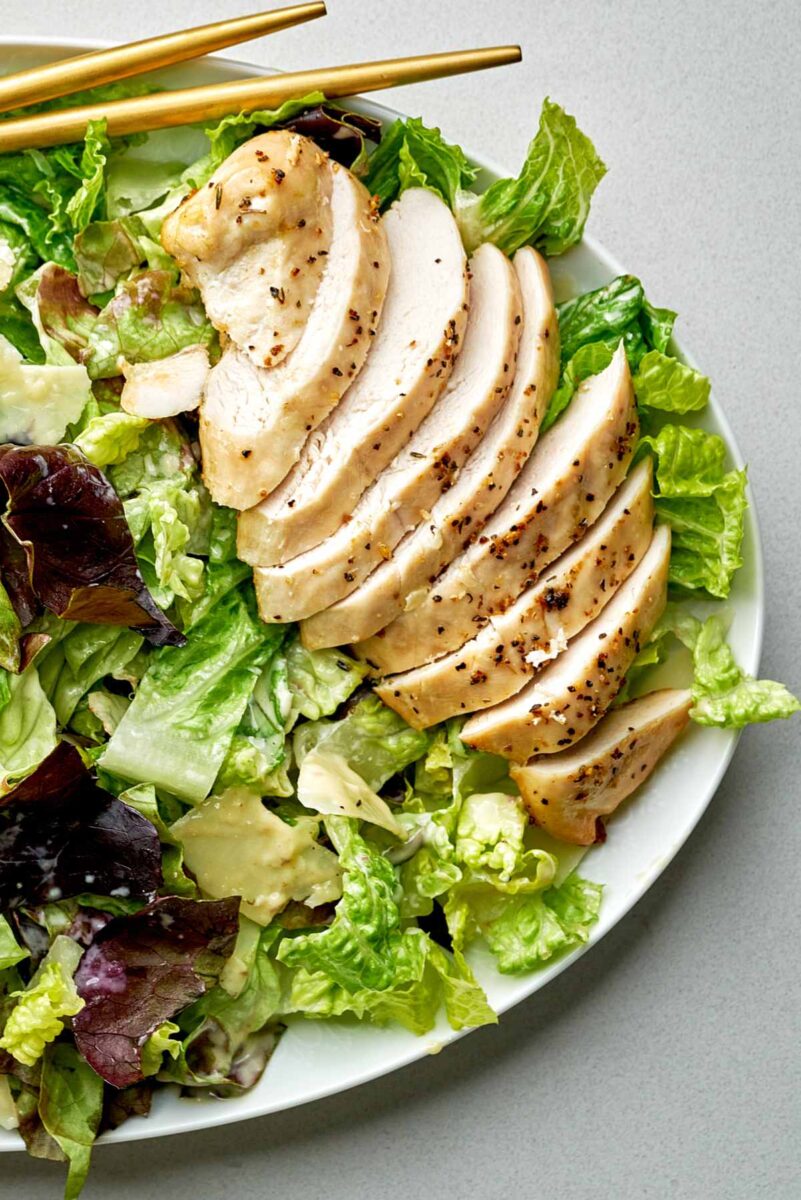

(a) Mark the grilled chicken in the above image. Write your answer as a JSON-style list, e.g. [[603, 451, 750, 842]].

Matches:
[[461, 524, 671, 761], [251, 243, 522, 622], [300, 247, 559, 650], [237, 188, 468, 563], [120, 345, 210, 418], [511, 689, 693, 844], [162, 130, 389, 508], [162, 131, 334, 364], [356, 343, 638, 675], [378, 459, 655, 728]]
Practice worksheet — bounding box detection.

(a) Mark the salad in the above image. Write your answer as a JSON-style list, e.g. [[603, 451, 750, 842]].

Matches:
[[0, 77, 797, 1200]]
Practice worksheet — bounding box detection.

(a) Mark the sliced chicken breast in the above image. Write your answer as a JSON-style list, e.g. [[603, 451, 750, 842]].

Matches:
[[378, 459, 655, 728], [203, 169, 387, 508], [301, 247, 559, 650], [511, 688, 692, 844], [357, 343, 638, 675], [162, 130, 334, 367], [251, 244, 522, 622], [461, 524, 671, 762], [162, 131, 390, 510], [121, 345, 210, 418], [237, 188, 468, 561]]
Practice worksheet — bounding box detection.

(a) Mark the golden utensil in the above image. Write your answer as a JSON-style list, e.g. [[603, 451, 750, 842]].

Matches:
[[0, 45, 522, 151], [0, 3, 326, 114]]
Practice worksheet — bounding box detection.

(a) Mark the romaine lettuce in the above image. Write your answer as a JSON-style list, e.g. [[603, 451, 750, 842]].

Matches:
[[637, 425, 748, 597], [632, 607, 800, 727], [101, 588, 282, 802], [293, 693, 430, 792], [366, 99, 605, 259]]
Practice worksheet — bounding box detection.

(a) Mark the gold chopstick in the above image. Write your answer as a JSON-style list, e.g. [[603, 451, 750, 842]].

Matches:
[[0, 45, 522, 152], [0, 4, 327, 115]]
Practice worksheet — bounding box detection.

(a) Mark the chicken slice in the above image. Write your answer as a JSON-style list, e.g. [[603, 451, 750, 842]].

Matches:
[[121, 345, 210, 418], [300, 247, 559, 650], [377, 459, 655, 728], [357, 343, 638, 675], [162, 130, 334, 367], [162, 131, 390, 509], [461, 524, 671, 762], [236, 188, 468, 561], [511, 689, 692, 844], [251, 243, 522, 622]]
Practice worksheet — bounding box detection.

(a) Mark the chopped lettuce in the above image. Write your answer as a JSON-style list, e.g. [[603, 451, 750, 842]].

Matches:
[[447, 873, 603, 974], [297, 748, 405, 836], [633, 349, 710, 417], [101, 588, 281, 802], [285, 638, 368, 723], [637, 425, 748, 597], [171, 787, 342, 924], [277, 817, 425, 991], [632, 607, 800, 727], [454, 99, 606, 255], [365, 116, 479, 209], [0, 939, 84, 1067], [366, 99, 604, 259], [36, 620, 143, 728], [38, 1042, 104, 1200], [73, 410, 150, 468], [0, 665, 58, 790], [541, 274, 677, 434], [278, 817, 494, 1032], [293, 693, 430, 792], [0, 332, 90, 442]]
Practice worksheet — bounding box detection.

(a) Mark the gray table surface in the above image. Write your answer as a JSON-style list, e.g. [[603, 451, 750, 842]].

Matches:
[[1, 1, 799, 1196]]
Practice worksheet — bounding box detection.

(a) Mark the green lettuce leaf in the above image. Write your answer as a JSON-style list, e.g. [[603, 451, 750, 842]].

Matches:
[[293, 693, 430, 792], [633, 349, 710, 416], [38, 1042, 103, 1200], [540, 275, 678, 434], [0, 332, 90, 442], [124, 477, 210, 606], [285, 638, 368, 723], [0, 915, 28, 970], [101, 588, 281, 802], [63, 120, 110, 234], [446, 871, 602, 974], [36, 620, 143, 728], [276, 817, 415, 991], [73, 410, 150, 467], [644, 608, 800, 727], [73, 214, 170, 296], [0, 664, 58, 790], [365, 116, 479, 209], [280, 817, 494, 1032], [454, 99, 606, 255], [637, 425, 748, 597], [0, 938, 84, 1067], [287, 933, 494, 1035]]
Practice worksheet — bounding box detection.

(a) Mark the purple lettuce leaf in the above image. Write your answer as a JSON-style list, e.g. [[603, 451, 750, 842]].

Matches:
[[0, 741, 162, 909], [0, 443, 184, 647], [278, 104, 381, 169], [73, 896, 239, 1087]]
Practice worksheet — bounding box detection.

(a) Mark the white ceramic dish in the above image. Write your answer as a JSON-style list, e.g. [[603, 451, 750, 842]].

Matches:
[[0, 38, 764, 1153]]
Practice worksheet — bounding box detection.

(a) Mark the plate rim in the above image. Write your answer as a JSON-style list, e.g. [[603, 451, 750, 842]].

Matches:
[[0, 35, 765, 1150]]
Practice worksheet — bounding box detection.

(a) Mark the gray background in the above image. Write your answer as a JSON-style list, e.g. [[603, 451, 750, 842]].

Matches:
[[2, 1, 800, 1196]]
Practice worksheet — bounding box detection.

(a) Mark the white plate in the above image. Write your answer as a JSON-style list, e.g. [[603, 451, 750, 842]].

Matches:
[[0, 39, 764, 1152]]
